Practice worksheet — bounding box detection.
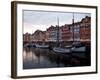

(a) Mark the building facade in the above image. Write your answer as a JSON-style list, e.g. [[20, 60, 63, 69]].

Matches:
[[61, 24, 72, 42], [23, 16, 91, 45], [73, 22, 81, 41], [80, 16, 91, 42], [23, 33, 31, 43], [31, 30, 46, 42], [46, 25, 61, 42]]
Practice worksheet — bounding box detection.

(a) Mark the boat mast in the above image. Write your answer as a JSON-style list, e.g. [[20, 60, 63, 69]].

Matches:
[[72, 13, 74, 42], [57, 17, 59, 47]]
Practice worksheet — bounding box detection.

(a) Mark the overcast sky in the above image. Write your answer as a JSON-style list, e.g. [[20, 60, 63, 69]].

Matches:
[[23, 10, 91, 34]]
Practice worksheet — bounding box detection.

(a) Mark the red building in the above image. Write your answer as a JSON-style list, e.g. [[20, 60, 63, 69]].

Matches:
[[80, 16, 91, 43], [61, 24, 72, 41]]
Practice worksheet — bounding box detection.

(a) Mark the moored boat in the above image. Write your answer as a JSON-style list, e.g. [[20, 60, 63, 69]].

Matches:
[[53, 47, 71, 54], [71, 46, 86, 53], [35, 44, 49, 49], [52, 17, 71, 54], [24, 43, 36, 48]]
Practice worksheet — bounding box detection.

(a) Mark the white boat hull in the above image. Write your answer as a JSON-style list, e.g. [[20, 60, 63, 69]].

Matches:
[[36, 44, 49, 49], [53, 47, 71, 53], [71, 46, 86, 52]]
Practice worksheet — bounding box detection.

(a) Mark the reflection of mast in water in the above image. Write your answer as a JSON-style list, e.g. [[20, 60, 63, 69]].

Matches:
[[56, 54, 63, 67], [56, 55, 60, 67]]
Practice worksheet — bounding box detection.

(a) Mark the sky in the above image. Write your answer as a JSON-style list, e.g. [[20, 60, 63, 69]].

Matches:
[[23, 10, 91, 34]]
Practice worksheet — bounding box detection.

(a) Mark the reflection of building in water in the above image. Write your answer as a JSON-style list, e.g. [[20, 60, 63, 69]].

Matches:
[[23, 16, 91, 44]]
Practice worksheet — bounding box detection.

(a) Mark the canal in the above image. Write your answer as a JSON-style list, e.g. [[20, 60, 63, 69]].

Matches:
[[23, 47, 90, 69]]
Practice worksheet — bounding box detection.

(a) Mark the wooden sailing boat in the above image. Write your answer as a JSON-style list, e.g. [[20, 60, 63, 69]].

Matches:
[[53, 17, 71, 54]]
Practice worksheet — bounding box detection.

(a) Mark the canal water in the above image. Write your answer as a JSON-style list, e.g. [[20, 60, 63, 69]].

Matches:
[[23, 47, 90, 69]]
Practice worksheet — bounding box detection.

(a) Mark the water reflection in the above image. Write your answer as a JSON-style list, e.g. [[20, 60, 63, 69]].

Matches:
[[23, 47, 90, 69]]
